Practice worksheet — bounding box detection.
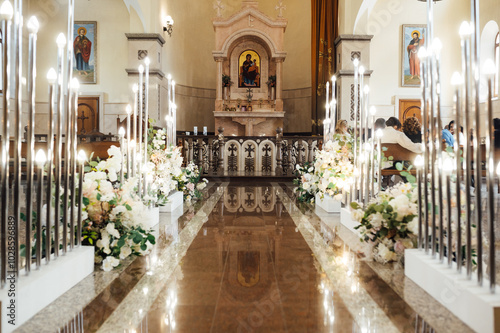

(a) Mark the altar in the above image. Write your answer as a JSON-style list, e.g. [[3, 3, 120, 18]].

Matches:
[[212, 0, 287, 136]]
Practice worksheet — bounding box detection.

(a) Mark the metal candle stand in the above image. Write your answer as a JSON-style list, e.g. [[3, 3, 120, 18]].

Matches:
[[0, 0, 85, 286]]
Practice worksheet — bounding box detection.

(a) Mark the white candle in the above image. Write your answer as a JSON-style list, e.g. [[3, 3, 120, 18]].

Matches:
[[143, 58, 150, 196], [126, 104, 131, 177], [138, 65, 144, 195], [132, 84, 138, 177]]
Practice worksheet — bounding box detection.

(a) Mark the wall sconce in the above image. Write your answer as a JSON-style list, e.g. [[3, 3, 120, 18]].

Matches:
[[163, 15, 174, 37]]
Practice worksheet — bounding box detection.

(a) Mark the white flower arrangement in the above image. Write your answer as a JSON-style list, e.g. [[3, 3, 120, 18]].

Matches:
[[174, 162, 208, 203], [82, 146, 156, 271], [294, 134, 353, 203], [350, 182, 418, 264], [147, 145, 183, 206]]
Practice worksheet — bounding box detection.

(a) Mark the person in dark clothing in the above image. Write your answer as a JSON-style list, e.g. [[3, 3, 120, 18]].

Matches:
[[494, 118, 500, 149], [402, 116, 422, 143], [386, 117, 402, 130]]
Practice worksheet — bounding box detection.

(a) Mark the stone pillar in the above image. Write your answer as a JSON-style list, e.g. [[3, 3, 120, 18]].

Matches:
[[275, 58, 284, 111], [215, 59, 224, 111], [334, 35, 373, 126]]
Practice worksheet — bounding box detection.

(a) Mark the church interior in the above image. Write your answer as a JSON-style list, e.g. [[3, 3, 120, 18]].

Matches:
[[1, 0, 500, 332]]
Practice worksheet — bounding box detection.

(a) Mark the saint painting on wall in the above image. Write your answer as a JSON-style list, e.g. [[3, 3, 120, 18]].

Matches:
[[402, 24, 426, 87], [73, 21, 97, 84], [239, 50, 260, 88]]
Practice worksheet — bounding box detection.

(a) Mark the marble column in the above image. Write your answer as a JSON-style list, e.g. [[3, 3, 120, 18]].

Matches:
[[275, 58, 284, 111], [215, 59, 224, 111]]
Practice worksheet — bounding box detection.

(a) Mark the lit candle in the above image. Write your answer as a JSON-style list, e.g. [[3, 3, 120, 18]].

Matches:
[[459, 21, 473, 277], [167, 74, 172, 145], [126, 104, 131, 177], [25, 15, 39, 272], [35, 149, 47, 268], [414, 155, 424, 249], [419, 46, 429, 253], [132, 84, 138, 177], [138, 65, 144, 195], [119, 127, 125, 184], [143, 57, 150, 197], [172, 81, 176, 146], [450, 71, 463, 272], [483, 59, 496, 292], [0, 1, 13, 284], [77, 150, 86, 246], [55, 32, 67, 256], [376, 129, 383, 196], [45, 68, 57, 263], [369, 106, 377, 198], [70, 78, 79, 249]]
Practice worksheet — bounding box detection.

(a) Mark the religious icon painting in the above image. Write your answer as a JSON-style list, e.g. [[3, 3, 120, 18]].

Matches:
[[238, 50, 260, 88], [402, 24, 426, 87], [73, 21, 97, 84]]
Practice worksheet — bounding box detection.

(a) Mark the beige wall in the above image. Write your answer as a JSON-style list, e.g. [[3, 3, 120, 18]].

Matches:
[[165, 0, 312, 133]]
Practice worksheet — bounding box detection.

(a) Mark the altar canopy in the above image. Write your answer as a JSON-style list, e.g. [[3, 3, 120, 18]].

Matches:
[[212, 0, 287, 136]]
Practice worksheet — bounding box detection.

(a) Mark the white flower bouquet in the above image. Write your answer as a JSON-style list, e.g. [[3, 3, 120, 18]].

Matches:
[[82, 146, 156, 271], [174, 162, 208, 203], [350, 182, 418, 264]]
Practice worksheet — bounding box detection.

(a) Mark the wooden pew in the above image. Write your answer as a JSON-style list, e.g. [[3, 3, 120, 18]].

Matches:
[[380, 143, 418, 177]]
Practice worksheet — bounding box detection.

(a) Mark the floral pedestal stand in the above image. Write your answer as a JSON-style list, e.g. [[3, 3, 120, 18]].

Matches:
[[159, 191, 184, 213], [315, 193, 341, 213]]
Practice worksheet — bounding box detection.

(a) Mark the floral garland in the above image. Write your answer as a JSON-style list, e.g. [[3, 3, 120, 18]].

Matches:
[[82, 146, 156, 271], [294, 134, 353, 203], [350, 182, 418, 264]]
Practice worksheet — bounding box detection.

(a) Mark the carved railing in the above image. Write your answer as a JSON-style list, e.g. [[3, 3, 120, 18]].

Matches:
[[176, 129, 323, 177]]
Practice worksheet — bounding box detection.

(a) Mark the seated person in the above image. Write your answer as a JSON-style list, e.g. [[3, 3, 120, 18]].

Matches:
[[335, 119, 350, 136], [381, 117, 422, 170], [442, 127, 455, 147], [402, 116, 422, 143], [448, 120, 466, 145], [494, 118, 500, 149], [381, 117, 422, 153], [374, 118, 386, 131]]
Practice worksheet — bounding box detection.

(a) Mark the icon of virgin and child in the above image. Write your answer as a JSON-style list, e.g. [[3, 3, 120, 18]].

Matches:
[[240, 52, 260, 87]]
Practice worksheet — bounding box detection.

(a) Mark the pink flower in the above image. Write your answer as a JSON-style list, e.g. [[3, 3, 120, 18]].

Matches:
[[394, 240, 405, 254], [187, 183, 195, 191]]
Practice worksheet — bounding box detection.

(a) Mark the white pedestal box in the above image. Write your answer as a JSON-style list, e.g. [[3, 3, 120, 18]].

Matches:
[[315, 193, 341, 213], [142, 206, 160, 229], [0, 246, 94, 333], [340, 207, 361, 237], [405, 249, 500, 333], [159, 191, 184, 213]]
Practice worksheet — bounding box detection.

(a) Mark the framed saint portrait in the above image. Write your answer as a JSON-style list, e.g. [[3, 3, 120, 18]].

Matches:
[[73, 21, 97, 84], [402, 24, 426, 87], [238, 50, 260, 88]]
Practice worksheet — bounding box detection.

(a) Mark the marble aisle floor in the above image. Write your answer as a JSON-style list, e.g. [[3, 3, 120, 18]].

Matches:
[[18, 182, 474, 333]]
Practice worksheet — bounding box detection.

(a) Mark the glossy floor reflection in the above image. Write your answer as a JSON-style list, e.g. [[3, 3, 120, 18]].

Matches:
[[136, 184, 356, 333], [21, 182, 469, 332]]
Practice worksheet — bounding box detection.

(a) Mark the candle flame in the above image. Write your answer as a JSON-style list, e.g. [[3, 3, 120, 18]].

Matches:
[[459, 21, 472, 38], [118, 127, 125, 136], [27, 16, 39, 34], [483, 59, 497, 76], [359, 66, 365, 75], [450, 72, 464, 86], [331, 75, 336, 82], [138, 65, 144, 74], [353, 58, 359, 67], [0, 1, 13, 21], [70, 78, 80, 90], [363, 85, 370, 94], [126, 105, 132, 114], [35, 149, 47, 166], [369, 106, 376, 116], [78, 150, 87, 163], [56, 33, 66, 49], [414, 155, 424, 168], [375, 129, 384, 139], [46, 68, 57, 84], [418, 47, 427, 59], [132, 83, 139, 93]]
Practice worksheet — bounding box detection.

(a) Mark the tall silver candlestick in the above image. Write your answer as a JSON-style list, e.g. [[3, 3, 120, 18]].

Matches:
[[415, 155, 424, 249], [126, 105, 131, 177], [54, 33, 67, 257], [369, 107, 376, 198], [77, 150, 86, 247], [138, 65, 144, 195], [132, 84, 138, 177], [119, 127, 125, 184], [460, 21, 473, 278], [363, 85, 370, 204], [0, 2, 13, 286], [483, 59, 496, 292], [45, 69, 56, 263], [172, 81, 176, 146], [376, 129, 383, 196], [443, 157, 453, 267], [69, 78, 79, 249], [143, 58, 150, 196], [358, 66, 365, 202], [25, 16, 39, 273], [451, 72, 463, 272], [419, 47, 430, 253], [167, 74, 172, 145], [13, 0, 23, 274], [35, 150, 46, 268], [427, 47, 437, 258]]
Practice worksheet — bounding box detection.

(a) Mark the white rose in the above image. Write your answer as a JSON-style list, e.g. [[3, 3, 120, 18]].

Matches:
[[120, 246, 132, 259], [370, 212, 384, 229], [105, 223, 121, 239]]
